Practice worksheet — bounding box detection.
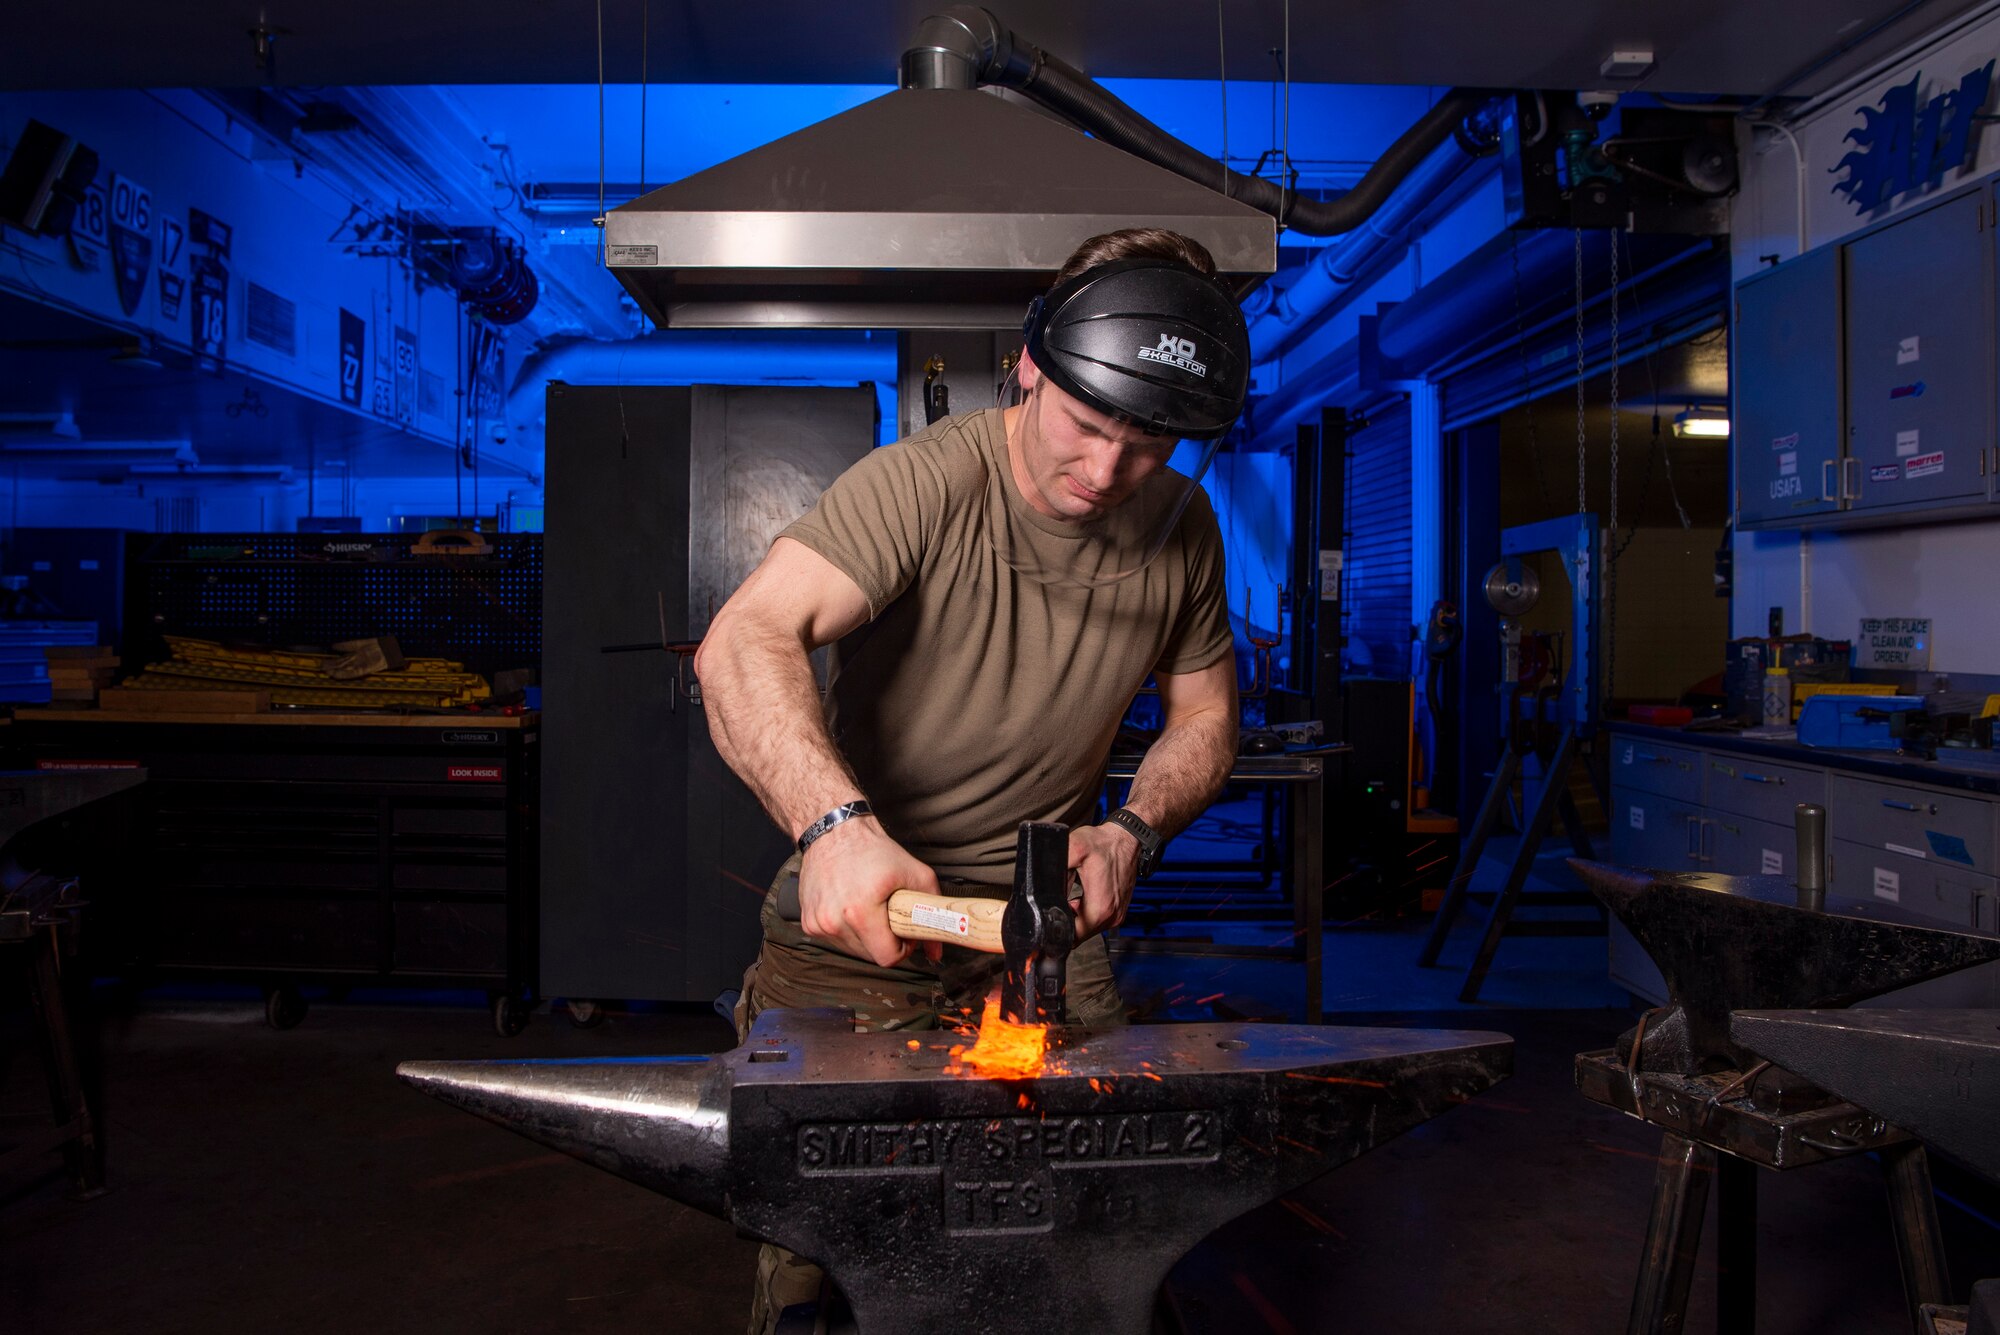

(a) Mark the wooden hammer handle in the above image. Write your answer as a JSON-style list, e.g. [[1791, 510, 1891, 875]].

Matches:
[[885, 889, 1005, 954], [775, 878, 1006, 954]]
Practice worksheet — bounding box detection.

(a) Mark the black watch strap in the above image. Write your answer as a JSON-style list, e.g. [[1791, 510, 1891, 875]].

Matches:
[[796, 800, 872, 856], [1105, 807, 1164, 879]]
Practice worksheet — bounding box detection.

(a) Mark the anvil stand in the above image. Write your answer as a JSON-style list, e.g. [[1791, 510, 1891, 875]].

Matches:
[[1727, 1010, 2000, 1335], [1574, 1045, 1948, 1334], [1578, 808, 1968, 1335]]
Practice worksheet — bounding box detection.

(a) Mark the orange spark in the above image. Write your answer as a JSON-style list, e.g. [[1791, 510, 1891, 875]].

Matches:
[[1282, 1071, 1388, 1089], [1195, 992, 1224, 1005], [1278, 1198, 1346, 1238]]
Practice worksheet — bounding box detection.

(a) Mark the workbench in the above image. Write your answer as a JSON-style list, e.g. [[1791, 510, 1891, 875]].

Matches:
[[1, 708, 539, 1032], [1608, 722, 2000, 1008], [1103, 747, 1341, 1022]]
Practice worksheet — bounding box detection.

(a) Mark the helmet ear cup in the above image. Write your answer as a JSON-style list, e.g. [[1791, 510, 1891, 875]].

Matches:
[[1022, 295, 1045, 341]]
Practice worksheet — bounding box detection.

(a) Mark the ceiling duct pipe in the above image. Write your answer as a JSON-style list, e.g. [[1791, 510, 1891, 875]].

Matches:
[[1245, 139, 1494, 360], [904, 6, 1497, 239]]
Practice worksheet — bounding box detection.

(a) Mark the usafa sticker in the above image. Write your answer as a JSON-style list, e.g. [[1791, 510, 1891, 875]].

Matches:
[[1895, 429, 1920, 457], [1872, 867, 1901, 902], [1905, 451, 1945, 479], [909, 902, 970, 937], [1760, 848, 1783, 875]]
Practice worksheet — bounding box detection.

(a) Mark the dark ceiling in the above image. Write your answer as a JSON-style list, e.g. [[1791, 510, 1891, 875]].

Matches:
[[0, 0, 1980, 96]]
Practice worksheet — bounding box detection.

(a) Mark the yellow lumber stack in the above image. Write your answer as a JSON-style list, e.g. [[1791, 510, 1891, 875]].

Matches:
[[116, 636, 490, 710], [46, 646, 119, 703]]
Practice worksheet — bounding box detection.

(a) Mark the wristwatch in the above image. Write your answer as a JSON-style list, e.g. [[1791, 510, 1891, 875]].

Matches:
[[1103, 807, 1164, 880]]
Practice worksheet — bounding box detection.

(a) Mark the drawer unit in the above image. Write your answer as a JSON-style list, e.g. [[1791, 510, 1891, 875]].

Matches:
[[1828, 838, 1986, 929], [1830, 840, 2000, 1007], [1828, 773, 1997, 874], [1702, 754, 1825, 826], [1708, 812, 1798, 878], [1611, 738, 1705, 803], [1610, 786, 1707, 873]]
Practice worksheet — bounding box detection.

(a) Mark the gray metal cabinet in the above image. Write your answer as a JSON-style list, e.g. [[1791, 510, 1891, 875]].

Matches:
[[1709, 811, 1796, 877], [1843, 190, 1993, 513], [1829, 839, 2000, 1006], [1702, 753, 1825, 826], [1734, 247, 1845, 525], [1825, 772, 1998, 873]]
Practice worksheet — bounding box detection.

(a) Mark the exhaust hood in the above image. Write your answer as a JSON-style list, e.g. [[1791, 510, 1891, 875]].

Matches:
[[603, 87, 1276, 331]]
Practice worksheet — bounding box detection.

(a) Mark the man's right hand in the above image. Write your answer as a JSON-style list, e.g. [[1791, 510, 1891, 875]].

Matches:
[[797, 816, 940, 967]]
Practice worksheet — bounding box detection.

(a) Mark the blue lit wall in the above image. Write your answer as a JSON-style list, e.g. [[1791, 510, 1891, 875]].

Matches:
[[2, 77, 1464, 659]]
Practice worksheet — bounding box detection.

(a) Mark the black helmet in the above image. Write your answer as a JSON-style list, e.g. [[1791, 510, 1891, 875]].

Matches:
[[1022, 259, 1250, 440]]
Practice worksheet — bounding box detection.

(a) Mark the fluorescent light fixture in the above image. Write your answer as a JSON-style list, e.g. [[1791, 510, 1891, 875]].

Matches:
[[1673, 409, 1730, 439]]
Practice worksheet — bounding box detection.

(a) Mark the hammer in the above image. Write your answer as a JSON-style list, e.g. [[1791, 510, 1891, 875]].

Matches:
[[776, 820, 1077, 1024]]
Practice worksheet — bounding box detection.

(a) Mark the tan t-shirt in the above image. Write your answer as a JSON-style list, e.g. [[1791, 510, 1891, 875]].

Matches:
[[780, 407, 1232, 881]]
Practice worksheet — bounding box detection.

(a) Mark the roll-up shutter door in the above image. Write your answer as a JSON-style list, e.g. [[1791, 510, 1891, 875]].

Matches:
[[1341, 402, 1413, 679]]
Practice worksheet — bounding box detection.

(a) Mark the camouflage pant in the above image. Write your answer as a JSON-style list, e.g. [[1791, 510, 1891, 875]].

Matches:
[[732, 855, 1126, 1335]]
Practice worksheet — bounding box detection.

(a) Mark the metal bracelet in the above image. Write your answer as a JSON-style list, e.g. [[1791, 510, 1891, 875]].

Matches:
[[796, 800, 872, 856]]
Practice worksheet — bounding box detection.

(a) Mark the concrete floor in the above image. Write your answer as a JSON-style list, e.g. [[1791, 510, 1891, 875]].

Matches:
[[5, 913, 1999, 1335]]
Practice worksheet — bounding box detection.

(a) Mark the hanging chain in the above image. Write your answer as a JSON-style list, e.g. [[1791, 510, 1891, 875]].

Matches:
[[1606, 235, 1622, 707], [1608, 235, 1620, 538], [1574, 229, 1587, 515]]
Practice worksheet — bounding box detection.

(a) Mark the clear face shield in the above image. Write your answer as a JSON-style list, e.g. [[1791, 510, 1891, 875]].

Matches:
[[984, 357, 1224, 589]]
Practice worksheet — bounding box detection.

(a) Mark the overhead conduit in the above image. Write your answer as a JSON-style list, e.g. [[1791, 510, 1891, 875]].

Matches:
[[903, 7, 1501, 364], [904, 7, 1494, 242]]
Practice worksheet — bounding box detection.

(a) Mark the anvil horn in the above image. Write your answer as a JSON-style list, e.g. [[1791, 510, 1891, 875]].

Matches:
[[1570, 861, 2000, 1073], [1731, 1009, 2000, 1186], [396, 1055, 732, 1217]]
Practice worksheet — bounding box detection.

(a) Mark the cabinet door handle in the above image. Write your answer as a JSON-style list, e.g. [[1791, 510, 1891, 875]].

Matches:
[[1842, 456, 1861, 502], [1685, 815, 1702, 860], [1742, 773, 1784, 785], [1634, 751, 1669, 764], [1880, 798, 1934, 813], [1820, 459, 1837, 503]]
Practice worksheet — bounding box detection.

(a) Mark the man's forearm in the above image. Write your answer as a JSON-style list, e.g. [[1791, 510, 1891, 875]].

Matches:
[[1120, 702, 1237, 839], [697, 614, 864, 841]]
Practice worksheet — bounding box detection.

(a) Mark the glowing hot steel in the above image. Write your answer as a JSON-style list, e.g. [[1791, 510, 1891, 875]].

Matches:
[[946, 999, 1064, 1081]]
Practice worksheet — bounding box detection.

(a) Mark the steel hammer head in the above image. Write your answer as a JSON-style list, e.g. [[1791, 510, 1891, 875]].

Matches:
[[1000, 821, 1075, 1024]]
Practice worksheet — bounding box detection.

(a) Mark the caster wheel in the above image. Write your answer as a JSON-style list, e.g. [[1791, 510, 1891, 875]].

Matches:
[[491, 994, 531, 1038], [565, 998, 606, 1029], [265, 987, 307, 1030]]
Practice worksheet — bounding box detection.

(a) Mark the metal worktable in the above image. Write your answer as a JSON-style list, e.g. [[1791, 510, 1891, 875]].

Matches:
[[1103, 745, 1345, 1022]]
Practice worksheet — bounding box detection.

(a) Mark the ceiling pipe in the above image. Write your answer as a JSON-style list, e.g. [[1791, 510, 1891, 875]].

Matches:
[[1245, 140, 1495, 361], [905, 5, 1498, 239], [1247, 229, 1719, 450]]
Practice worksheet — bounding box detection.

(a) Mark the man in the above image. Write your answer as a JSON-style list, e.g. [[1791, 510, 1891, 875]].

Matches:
[[693, 227, 1250, 1333]]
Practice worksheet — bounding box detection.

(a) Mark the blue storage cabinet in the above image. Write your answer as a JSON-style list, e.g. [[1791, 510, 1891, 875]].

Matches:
[[1733, 247, 1845, 526], [1842, 189, 1993, 514]]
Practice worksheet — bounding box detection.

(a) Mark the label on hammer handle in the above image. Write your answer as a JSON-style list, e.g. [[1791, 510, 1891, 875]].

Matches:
[[909, 901, 971, 937]]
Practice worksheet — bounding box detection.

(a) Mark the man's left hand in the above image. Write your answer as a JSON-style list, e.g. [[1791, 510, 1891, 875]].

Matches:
[[1067, 822, 1141, 939]]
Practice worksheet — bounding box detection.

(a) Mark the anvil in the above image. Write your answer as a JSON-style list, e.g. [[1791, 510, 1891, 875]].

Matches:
[[1571, 863, 2000, 1076], [1731, 1009, 2000, 1185], [399, 1008, 1512, 1335]]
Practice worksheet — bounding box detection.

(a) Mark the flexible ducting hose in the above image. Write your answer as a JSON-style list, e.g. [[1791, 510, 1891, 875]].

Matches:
[[905, 6, 1495, 238]]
